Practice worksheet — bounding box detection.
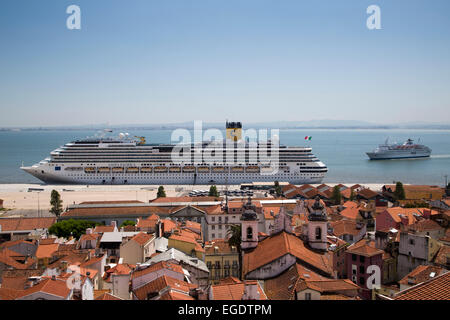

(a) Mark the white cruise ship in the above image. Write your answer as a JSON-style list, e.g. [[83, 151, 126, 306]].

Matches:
[[21, 122, 328, 185], [366, 138, 431, 160]]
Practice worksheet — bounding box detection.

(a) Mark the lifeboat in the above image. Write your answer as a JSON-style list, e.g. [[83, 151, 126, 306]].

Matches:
[[126, 167, 139, 173], [84, 167, 96, 173], [141, 167, 153, 173], [112, 167, 124, 173], [245, 166, 259, 173], [231, 166, 244, 172], [197, 166, 210, 173], [154, 166, 168, 173], [98, 167, 110, 173], [182, 166, 195, 173], [169, 166, 181, 172], [212, 166, 225, 172]]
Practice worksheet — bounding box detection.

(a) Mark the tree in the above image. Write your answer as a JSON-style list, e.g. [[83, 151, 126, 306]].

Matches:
[[394, 182, 406, 200], [157, 186, 166, 198], [227, 224, 242, 251], [48, 219, 100, 239], [274, 181, 282, 197], [331, 185, 342, 205], [209, 185, 219, 197], [120, 220, 136, 228], [49, 190, 63, 217], [349, 188, 356, 201]]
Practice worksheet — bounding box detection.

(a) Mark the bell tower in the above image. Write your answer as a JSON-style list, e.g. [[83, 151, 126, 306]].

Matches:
[[307, 197, 328, 251], [240, 197, 259, 250]]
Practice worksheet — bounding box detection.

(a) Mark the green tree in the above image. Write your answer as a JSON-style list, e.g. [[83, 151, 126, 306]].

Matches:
[[227, 224, 242, 251], [209, 185, 219, 197], [349, 188, 356, 201], [48, 219, 100, 239], [394, 182, 406, 200], [49, 190, 63, 217], [120, 220, 136, 228], [331, 185, 342, 205], [157, 186, 166, 198], [274, 181, 282, 197]]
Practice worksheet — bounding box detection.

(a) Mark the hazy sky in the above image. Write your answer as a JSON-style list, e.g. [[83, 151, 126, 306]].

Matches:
[[1, 0, 449, 127]]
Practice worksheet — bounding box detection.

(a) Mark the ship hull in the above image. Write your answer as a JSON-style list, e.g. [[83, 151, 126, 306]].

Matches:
[[21, 165, 325, 185], [366, 152, 431, 160]]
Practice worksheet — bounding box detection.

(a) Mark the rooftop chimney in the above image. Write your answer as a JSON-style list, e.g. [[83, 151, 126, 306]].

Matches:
[[51, 275, 56, 281], [399, 214, 409, 226], [422, 209, 431, 219], [86, 228, 93, 235]]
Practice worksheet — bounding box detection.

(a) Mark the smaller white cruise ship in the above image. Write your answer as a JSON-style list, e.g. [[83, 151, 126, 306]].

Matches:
[[366, 138, 431, 160]]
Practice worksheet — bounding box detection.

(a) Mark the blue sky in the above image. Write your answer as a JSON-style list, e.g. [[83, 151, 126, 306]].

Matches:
[[0, 0, 449, 127]]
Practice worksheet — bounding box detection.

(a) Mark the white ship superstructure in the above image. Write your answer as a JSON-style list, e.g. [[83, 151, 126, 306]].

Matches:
[[366, 138, 431, 160], [21, 122, 328, 185]]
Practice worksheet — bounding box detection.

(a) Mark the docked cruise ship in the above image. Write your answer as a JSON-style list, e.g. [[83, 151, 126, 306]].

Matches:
[[366, 138, 432, 160], [21, 122, 328, 185]]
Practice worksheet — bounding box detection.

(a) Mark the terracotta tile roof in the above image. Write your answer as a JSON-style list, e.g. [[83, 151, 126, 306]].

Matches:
[[103, 264, 132, 282], [204, 239, 238, 255], [339, 207, 360, 220], [320, 294, 354, 300], [161, 219, 177, 234], [343, 201, 358, 208], [383, 208, 423, 225], [202, 204, 225, 215], [399, 265, 446, 286], [357, 188, 379, 199], [150, 196, 222, 203], [35, 243, 59, 259], [80, 200, 144, 205], [137, 214, 160, 229], [407, 219, 444, 233], [0, 287, 21, 300], [262, 206, 281, 220], [130, 232, 153, 246], [0, 271, 42, 290], [159, 290, 195, 300], [242, 231, 334, 277], [131, 261, 184, 280], [331, 220, 363, 237], [0, 239, 36, 249], [0, 217, 56, 232], [95, 292, 123, 300], [211, 281, 267, 300], [340, 188, 353, 199], [218, 276, 242, 285], [433, 245, 450, 267], [15, 278, 71, 299], [295, 279, 359, 293], [395, 271, 450, 300], [79, 233, 101, 242], [264, 263, 325, 300], [132, 275, 196, 300], [440, 229, 450, 243], [183, 220, 202, 233], [93, 225, 115, 233], [346, 239, 384, 257], [0, 249, 36, 270], [62, 206, 157, 218]]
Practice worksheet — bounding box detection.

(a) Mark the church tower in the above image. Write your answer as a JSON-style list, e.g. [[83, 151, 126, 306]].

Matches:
[[307, 197, 328, 251], [240, 197, 259, 250]]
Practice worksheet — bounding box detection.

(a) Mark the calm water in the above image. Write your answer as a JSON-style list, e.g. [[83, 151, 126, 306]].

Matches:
[[0, 129, 449, 185]]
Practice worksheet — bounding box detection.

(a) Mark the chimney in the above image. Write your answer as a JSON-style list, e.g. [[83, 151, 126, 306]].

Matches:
[[111, 221, 117, 229], [51, 275, 56, 281], [422, 209, 431, 219], [242, 281, 260, 300], [86, 228, 93, 235]]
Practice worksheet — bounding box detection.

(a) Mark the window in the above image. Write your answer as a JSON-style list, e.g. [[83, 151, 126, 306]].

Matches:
[[211, 225, 215, 230], [359, 265, 365, 274], [305, 293, 311, 300], [352, 254, 357, 261], [359, 277, 365, 285], [247, 227, 253, 239], [409, 239, 415, 245], [360, 256, 365, 263], [315, 227, 321, 240]]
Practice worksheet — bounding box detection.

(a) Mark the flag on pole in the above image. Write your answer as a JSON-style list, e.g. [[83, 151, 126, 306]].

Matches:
[[304, 136, 312, 140]]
